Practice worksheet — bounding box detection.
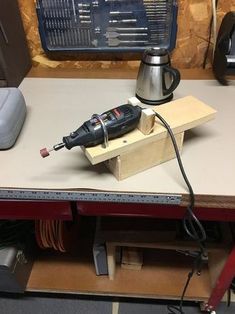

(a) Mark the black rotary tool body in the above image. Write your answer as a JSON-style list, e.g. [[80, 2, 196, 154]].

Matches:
[[40, 104, 142, 158], [63, 104, 142, 149]]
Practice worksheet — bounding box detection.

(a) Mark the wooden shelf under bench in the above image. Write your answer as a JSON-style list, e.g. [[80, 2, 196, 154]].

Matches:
[[27, 249, 212, 301], [26, 218, 232, 301]]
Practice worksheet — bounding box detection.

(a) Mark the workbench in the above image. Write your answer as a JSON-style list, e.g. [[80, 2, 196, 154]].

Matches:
[[0, 76, 235, 311]]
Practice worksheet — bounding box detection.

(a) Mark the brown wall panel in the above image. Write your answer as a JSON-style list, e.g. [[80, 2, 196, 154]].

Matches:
[[18, 0, 235, 70]]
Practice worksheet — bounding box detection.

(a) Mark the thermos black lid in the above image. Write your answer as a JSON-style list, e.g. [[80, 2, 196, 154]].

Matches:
[[142, 48, 169, 65], [148, 48, 167, 56]]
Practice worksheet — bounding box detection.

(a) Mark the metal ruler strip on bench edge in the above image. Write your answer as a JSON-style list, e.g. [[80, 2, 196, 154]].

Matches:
[[0, 189, 182, 205]]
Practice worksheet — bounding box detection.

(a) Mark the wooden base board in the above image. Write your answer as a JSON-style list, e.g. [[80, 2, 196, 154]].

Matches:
[[85, 95, 216, 180], [84, 96, 216, 165], [105, 133, 184, 180]]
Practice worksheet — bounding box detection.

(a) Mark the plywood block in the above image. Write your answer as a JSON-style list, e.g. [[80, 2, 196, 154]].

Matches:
[[138, 108, 156, 135], [128, 96, 142, 106], [105, 132, 184, 180], [84, 96, 216, 165], [121, 247, 143, 270]]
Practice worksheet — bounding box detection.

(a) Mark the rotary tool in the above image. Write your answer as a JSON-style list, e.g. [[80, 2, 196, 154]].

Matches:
[[40, 104, 142, 158]]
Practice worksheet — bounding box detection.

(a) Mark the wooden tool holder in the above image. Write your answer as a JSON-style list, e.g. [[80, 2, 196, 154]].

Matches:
[[84, 96, 216, 180]]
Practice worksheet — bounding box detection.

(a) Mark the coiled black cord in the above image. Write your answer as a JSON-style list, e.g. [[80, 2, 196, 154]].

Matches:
[[154, 112, 207, 314]]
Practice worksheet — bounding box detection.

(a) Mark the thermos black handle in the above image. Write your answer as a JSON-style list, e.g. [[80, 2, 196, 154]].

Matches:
[[163, 66, 181, 96]]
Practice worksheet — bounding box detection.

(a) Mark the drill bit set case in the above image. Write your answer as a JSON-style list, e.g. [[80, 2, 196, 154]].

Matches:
[[36, 0, 178, 57], [0, 88, 27, 149]]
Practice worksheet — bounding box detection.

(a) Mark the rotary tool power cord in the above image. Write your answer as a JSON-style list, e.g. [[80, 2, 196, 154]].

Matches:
[[39, 103, 207, 312], [154, 112, 207, 314]]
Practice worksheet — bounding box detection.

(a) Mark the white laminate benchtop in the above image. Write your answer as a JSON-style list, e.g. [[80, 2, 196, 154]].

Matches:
[[0, 78, 234, 198]]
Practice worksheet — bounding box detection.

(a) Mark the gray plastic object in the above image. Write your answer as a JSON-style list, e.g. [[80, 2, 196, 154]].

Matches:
[[0, 88, 26, 149], [0, 246, 33, 293]]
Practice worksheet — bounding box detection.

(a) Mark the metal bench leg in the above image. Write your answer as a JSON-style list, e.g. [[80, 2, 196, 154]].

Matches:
[[204, 245, 235, 312]]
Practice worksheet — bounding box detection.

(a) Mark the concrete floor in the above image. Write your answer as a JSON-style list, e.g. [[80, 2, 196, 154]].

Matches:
[[0, 294, 235, 314]]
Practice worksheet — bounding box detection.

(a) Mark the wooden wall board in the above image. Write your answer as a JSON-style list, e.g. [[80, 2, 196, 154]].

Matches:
[[27, 67, 216, 79]]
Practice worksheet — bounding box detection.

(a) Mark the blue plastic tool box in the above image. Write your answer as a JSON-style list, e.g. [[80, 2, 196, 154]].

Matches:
[[36, 0, 178, 56]]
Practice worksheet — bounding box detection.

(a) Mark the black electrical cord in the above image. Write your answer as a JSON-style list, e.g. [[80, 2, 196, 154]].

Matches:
[[154, 112, 207, 314], [168, 253, 202, 314]]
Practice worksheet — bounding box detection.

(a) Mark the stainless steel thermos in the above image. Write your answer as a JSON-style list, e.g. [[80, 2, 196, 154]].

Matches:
[[136, 48, 181, 105]]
